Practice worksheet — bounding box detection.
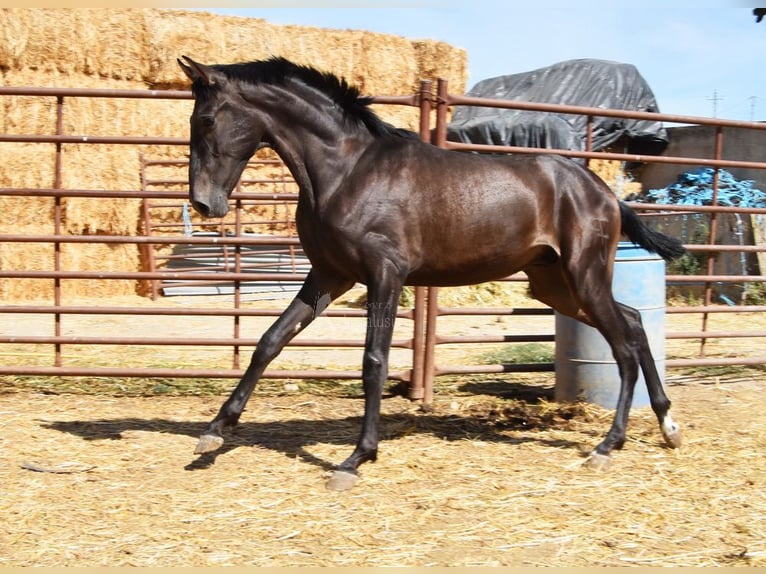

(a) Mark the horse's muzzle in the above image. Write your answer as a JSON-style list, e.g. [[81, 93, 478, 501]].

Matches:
[[190, 189, 229, 218]]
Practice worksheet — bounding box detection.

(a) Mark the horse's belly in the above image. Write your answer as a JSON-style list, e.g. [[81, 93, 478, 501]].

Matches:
[[405, 246, 555, 287]]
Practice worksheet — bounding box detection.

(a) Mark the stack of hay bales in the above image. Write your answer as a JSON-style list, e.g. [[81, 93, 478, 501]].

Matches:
[[0, 8, 467, 301], [588, 158, 643, 199]]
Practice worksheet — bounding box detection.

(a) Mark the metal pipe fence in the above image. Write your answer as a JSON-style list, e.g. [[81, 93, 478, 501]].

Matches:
[[1, 83, 764, 403]]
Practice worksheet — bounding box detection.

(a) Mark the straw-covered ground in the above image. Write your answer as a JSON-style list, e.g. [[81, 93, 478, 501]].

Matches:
[[1, 309, 765, 566]]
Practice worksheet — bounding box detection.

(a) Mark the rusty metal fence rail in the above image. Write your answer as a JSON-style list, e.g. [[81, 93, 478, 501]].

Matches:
[[1, 83, 765, 402], [415, 79, 766, 400], [0, 85, 433, 397]]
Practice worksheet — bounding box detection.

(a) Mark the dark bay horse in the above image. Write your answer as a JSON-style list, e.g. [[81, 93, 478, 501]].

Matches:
[[177, 55, 685, 491]]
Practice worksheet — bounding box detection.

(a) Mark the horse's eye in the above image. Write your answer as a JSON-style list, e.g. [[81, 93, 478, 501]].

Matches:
[[201, 116, 215, 127]]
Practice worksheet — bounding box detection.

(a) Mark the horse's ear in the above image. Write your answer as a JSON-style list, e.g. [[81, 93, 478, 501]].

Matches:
[[177, 57, 197, 83], [178, 56, 219, 86]]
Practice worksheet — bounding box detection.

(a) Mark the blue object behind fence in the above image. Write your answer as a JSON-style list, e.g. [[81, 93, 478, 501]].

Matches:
[[644, 167, 766, 208]]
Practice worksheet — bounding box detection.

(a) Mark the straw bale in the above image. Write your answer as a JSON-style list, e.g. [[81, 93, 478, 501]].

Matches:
[[57, 146, 141, 235], [1, 8, 468, 302], [60, 242, 140, 299], [146, 10, 297, 84], [0, 144, 57, 190], [1, 9, 468, 93], [0, 141, 56, 300], [143, 11, 432, 96], [0, 242, 54, 301], [0, 141, 141, 300], [1, 68, 151, 234], [589, 158, 642, 198], [1, 67, 160, 133], [412, 39, 468, 91], [0, 233, 139, 301], [353, 32, 419, 94], [2, 69, 161, 300], [0, 9, 150, 80], [56, 140, 143, 298], [0, 93, 57, 136], [144, 11, 351, 87]]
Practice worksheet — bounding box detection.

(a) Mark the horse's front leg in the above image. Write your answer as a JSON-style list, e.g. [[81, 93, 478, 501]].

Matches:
[[326, 270, 402, 491], [195, 270, 353, 454]]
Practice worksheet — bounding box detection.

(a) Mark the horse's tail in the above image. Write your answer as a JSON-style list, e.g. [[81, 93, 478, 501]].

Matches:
[[619, 201, 686, 261]]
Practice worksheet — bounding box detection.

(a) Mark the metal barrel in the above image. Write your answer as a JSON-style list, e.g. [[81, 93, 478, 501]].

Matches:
[[554, 242, 666, 408]]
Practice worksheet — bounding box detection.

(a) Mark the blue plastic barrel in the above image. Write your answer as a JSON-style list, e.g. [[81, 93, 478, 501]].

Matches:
[[554, 242, 666, 409]]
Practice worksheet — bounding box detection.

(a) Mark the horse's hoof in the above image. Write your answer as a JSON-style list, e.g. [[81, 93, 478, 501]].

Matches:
[[661, 420, 683, 449], [584, 451, 612, 471], [325, 470, 359, 491], [194, 433, 224, 454]]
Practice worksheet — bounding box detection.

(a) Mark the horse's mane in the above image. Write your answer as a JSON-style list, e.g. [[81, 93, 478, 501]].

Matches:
[[204, 56, 416, 139]]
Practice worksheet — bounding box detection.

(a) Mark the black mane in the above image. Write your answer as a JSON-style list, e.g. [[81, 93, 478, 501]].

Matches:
[[204, 56, 415, 139]]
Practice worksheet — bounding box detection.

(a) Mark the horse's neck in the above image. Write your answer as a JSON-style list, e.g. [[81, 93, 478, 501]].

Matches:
[[272, 143, 318, 205], [266, 98, 372, 208]]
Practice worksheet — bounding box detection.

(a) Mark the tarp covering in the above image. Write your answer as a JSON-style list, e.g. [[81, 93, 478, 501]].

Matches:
[[447, 59, 668, 155]]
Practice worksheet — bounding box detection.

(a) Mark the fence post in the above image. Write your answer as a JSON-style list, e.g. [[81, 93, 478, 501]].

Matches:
[[418, 78, 452, 404], [53, 95, 64, 367], [700, 127, 724, 356], [408, 80, 434, 400], [138, 154, 160, 300], [233, 183, 243, 370]]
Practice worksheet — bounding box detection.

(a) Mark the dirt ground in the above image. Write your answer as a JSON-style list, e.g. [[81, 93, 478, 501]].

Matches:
[[1, 291, 765, 566], [1, 374, 765, 566]]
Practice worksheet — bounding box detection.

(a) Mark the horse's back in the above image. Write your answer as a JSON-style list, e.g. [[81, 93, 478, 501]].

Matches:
[[375, 144, 620, 285], [402, 145, 619, 238]]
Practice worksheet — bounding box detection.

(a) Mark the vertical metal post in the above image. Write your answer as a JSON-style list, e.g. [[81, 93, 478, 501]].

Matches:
[[408, 80, 433, 400], [233, 183, 243, 370], [419, 78, 452, 404], [585, 115, 594, 168], [53, 96, 64, 367], [700, 127, 724, 356], [138, 154, 159, 300], [422, 287, 440, 404]]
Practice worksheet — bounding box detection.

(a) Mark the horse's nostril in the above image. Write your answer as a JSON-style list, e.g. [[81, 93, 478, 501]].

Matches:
[[190, 196, 228, 218], [190, 199, 211, 218]]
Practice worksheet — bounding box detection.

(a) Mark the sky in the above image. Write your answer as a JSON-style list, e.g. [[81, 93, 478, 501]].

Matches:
[[195, 1, 766, 123]]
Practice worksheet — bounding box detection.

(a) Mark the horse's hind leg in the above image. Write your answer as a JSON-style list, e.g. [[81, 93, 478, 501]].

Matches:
[[620, 302, 682, 449], [527, 263, 681, 468], [195, 270, 353, 454], [586, 302, 682, 468], [530, 265, 636, 466]]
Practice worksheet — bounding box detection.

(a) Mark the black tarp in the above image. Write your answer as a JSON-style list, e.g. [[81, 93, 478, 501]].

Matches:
[[447, 59, 668, 155]]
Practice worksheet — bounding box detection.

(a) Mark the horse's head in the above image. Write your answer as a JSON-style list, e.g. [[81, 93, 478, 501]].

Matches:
[[177, 56, 266, 218]]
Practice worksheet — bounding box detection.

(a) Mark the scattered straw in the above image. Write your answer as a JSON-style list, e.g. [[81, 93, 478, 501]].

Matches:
[[1, 374, 764, 566]]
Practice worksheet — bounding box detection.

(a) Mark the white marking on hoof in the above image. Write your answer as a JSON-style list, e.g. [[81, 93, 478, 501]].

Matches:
[[585, 451, 612, 471], [194, 434, 224, 454], [661, 414, 682, 449], [325, 470, 359, 491]]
